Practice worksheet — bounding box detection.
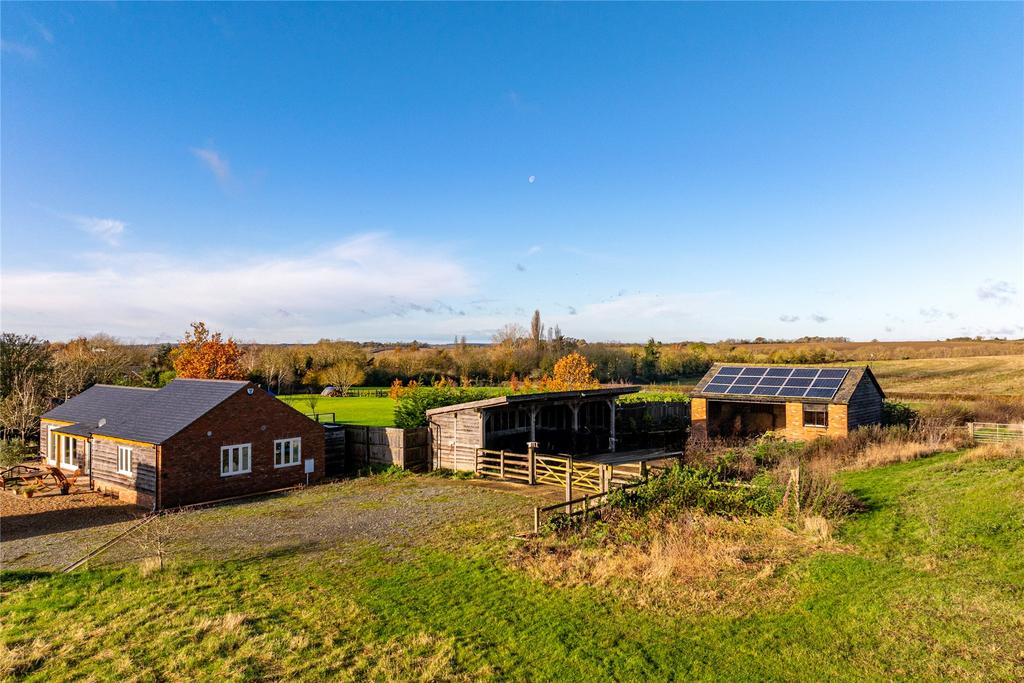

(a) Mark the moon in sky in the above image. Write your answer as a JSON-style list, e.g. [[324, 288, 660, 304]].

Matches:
[[528, 175, 536, 183]]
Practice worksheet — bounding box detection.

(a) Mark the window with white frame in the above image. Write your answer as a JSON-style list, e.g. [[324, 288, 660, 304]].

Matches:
[[274, 437, 301, 468], [220, 443, 252, 476], [47, 427, 58, 464], [60, 435, 79, 469], [117, 445, 133, 474]]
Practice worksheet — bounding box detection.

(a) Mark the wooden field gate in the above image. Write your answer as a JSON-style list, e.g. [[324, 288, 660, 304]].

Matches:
[[969, 422, 1024, 444], [475, 448, 659, 500]]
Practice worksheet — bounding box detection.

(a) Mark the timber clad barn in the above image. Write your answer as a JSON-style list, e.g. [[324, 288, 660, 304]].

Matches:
[[39, 379, 324, 510], [426, 386, 639, 471], [690, 364, 884, 440]]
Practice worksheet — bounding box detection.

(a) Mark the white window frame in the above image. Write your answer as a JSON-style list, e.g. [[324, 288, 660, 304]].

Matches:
[[60, 435, 79, 470], [46, 426, 58, 465], [220, 443, 252, 477], [273, 437, 302, 468], [117, 445, 133, 475]]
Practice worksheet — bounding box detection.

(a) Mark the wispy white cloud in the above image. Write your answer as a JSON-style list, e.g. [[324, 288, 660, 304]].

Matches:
[[526, 245, 542, 255], [977, 280, 1018, 306], [779, 314, 799, 323], [65, 214, 127, 245], [27, 16, 54, 43], [919, 307, 957, 321], [1, 234, 473, 342], [1, 40, 36, 59], [810, 313, 829, 323], [190, 146, 231, 183]]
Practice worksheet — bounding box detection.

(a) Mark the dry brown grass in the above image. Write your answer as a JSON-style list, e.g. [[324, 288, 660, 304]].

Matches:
[[847, 440, 952, 470], [515, 510, 838, 613], [959, 442, 1024, 462]]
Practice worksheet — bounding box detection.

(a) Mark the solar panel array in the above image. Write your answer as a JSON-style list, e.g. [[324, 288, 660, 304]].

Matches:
[[701, 367, 850, 400]]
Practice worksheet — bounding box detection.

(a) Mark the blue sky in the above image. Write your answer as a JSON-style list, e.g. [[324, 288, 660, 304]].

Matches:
[[2, 2, 1022, 343]]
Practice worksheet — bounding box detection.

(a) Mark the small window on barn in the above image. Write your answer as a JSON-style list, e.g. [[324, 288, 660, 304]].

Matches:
[[117, 445, 133, 474], [274, 437, 301, 468], [803, 404, 828, 428], [220, 443, 252, 476]]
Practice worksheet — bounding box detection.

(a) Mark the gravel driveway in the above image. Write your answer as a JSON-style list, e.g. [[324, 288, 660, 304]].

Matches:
[[1, 475, 548, 571]]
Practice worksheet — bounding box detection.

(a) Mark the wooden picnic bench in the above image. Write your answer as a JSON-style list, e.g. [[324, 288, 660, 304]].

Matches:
[[0, 465, 50, 490], [0, 464, 82, 494]]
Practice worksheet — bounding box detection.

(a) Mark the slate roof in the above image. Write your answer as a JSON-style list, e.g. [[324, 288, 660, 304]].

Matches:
[[41, 379, 249, 444], [690, 364, 883, 405]]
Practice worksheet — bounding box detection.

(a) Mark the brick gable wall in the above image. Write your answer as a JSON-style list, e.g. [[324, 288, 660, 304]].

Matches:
[[158, 385, 324, 508]]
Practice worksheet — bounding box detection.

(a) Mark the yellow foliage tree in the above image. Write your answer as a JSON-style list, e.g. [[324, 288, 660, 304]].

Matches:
[[171, 322, 245, 380], [547, 352, 599, 391]]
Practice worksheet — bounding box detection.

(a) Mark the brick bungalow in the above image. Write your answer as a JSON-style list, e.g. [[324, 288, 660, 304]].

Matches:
[[689, 364, 884, 441], [39, 379, 324, 510]]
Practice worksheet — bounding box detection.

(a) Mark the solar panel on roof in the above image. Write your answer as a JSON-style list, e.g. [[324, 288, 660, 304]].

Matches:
[[701, 366, 850, 401], [805, 388, 836, 398]]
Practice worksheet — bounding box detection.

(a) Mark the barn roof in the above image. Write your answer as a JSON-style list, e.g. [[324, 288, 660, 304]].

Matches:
[[690, 364, 883, 404], [425, 386, 640, 417], [41, 379, 249, 444]]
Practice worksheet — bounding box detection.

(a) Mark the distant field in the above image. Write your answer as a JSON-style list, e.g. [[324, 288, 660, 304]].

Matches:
[[277, 395, 397, 427], [864, 355, 1024, 396]]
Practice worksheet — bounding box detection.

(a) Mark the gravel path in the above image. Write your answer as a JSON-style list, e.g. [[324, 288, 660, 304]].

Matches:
[[2, 475, 546, 570], [1, 489, 145, 570]]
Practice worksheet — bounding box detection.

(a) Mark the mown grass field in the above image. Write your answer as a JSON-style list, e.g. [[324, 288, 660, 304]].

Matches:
[[278, 394, 398, 427], [2, 450, 1021, 681]]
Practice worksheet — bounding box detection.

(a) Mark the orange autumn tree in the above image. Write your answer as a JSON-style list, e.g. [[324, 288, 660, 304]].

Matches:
[[546, 352, 599, 391], [171, 322, 245, 380]]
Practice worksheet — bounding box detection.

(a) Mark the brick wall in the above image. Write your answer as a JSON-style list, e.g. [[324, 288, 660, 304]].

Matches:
[[783, 402, 849, 440], [158, 385, 325, 508], [689, 398, 708, 441]]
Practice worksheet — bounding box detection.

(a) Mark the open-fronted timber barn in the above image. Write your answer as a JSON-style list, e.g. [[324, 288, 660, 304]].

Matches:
[[689, 364, 884, 441], [426, 386, 640, 471]]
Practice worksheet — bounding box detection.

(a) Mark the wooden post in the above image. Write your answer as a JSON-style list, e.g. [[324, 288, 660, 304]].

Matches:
[[608, 399, 617, 452], [533, 507, 540, 534], [565, 456, 573, 512], [527, 442, 538, 485], [499, 449, 505, 479], [570, 402, 580, 432], [583, 494, 590, 517], [968, 422, 975, 442], [530, 406, 538, 443]]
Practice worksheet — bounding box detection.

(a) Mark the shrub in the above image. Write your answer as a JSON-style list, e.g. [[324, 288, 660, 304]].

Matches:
[[393, 387, 492, 429], [0, 439, 34, 467], [882, 400, 916, 426]]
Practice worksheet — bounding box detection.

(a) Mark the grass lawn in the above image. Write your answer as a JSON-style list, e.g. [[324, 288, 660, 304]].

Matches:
[[2, 452, 1022, 681], [277, 394, 397, 427]]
